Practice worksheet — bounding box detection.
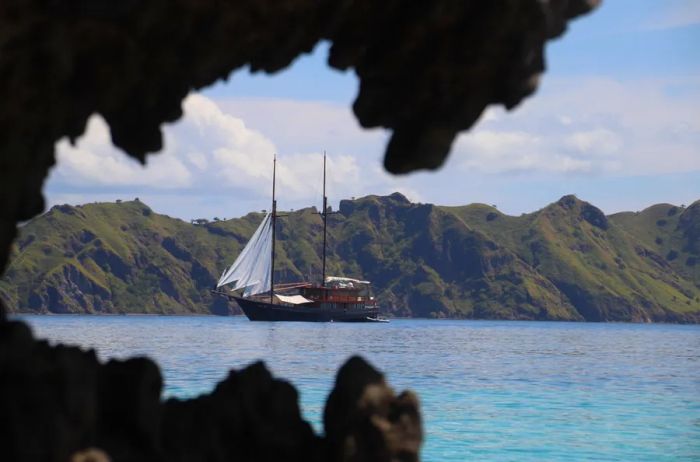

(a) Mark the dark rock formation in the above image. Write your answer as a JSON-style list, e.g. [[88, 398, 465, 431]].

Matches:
[[331, 1, 601, 174], [0, 321, 420, 462], [324, 357, 422, 462], [0, 1, 601, 459], [0, 0, 598, 284]]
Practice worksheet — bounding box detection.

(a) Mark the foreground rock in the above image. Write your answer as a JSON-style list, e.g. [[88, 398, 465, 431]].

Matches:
[[0, 320, 421, 462], [0, 0, 599, 286], [0, 3, 601, 460]]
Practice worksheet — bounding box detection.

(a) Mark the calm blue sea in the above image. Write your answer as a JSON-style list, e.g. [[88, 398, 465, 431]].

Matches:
[[16, 316, 700, 461]]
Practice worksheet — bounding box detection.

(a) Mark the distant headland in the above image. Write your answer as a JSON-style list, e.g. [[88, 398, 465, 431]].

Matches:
[[2, 193, 699, 322]]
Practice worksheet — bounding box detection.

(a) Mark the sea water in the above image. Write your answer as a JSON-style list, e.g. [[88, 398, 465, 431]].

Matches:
[[17, 316, 700, 461]]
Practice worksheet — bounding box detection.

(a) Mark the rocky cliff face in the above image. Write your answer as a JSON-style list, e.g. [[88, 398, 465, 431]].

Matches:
[[3, 194, 699, 322]]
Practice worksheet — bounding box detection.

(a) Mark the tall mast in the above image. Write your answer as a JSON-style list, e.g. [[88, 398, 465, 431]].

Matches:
[[271, 154, 277, 303], [322, 151, 327, 286]]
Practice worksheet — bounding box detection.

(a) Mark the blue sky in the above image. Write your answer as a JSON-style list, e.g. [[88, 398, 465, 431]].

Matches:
[[46, 1, 700, 219]]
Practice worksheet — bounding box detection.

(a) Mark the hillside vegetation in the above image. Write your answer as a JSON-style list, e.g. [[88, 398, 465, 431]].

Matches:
[[1, 194, 699, 322]]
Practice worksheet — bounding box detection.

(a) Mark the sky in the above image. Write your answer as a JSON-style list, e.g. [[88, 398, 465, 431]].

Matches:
[[46, 0, 700, 220]]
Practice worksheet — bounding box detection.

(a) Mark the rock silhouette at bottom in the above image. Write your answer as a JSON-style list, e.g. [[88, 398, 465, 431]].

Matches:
[[0, 320, 422, 462]]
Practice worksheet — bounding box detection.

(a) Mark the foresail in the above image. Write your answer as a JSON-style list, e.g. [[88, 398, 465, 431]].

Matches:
[[216, 213, 272, 296]]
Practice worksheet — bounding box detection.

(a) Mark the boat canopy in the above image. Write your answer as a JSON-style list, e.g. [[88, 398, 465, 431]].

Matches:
[[274, 294, 313, 305], [324, 276, 370, 288], [216, 213, 273, 296]]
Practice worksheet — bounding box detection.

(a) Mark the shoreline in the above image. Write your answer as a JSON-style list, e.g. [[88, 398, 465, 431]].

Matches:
[[9, 313, 700, 325]]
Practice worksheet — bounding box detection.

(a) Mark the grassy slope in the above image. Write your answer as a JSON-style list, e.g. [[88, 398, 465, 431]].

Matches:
[[609, 200, 700, 307], [335, 194, 579, 319], [443, 195, 700, 321], [0, 201, 253, 314], [1, 194, 699, 321]]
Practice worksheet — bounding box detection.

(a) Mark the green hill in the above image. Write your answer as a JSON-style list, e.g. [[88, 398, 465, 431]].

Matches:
[[1, 194, 699, 322]]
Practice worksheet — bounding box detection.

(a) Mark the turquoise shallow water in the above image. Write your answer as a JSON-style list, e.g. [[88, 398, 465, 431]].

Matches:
[[17, 316, 700, 461]]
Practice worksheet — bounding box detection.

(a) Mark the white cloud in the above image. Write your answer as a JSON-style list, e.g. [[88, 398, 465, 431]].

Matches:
[[565, 129, 622, 156], [53, 94, 279, 193], [49, 94, 389, 217], [46, 76, 700, 220], [215, 97, 388, 159], [457, 129, 594, 174], [55, 118, 192, 188], [186, 151, 208, 170], [452, 77, 700, 176], [455, 128, 603, 174], [645, 1, 700, 30]]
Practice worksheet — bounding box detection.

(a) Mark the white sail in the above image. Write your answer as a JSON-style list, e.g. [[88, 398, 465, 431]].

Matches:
[[216, 213, 272, 296]]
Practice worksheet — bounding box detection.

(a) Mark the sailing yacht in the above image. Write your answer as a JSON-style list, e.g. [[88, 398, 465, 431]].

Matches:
[[213, 154, 385, 322]]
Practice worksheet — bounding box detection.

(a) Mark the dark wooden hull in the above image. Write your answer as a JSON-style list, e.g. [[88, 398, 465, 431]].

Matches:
[[234, 296, 382, 322]]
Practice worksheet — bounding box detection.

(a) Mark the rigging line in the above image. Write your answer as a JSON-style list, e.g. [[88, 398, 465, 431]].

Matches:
[[322, 150, 327, 287], [271, 154, 276, 304]]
